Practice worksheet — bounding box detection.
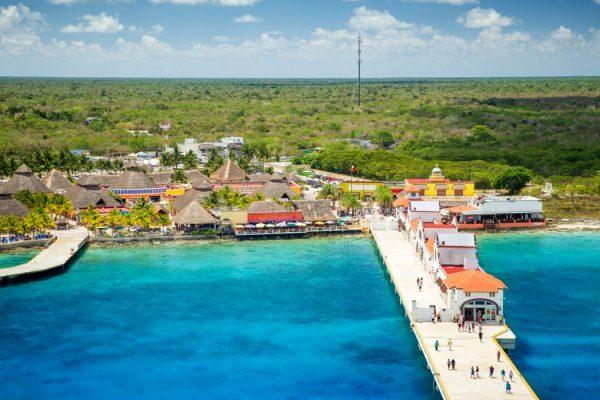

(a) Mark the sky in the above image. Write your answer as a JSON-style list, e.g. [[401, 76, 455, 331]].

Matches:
[[0, 0, 599, 77]]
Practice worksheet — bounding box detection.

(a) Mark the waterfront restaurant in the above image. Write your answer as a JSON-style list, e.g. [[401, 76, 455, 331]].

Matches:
[[109, 161, 166, 203], [404, 164, 474, 198], [172, 201, 218, 231], [246, 201, 303, 224], [448, 195, 546, 230], [443, 270, 506, 323]]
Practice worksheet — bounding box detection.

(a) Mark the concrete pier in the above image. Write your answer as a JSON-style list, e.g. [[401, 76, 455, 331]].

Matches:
[[0, 226, 89, 281], [370, 218, 538, 400]]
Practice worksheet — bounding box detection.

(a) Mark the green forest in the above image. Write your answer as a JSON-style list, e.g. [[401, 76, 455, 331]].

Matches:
[[1, 77, 598, 187]]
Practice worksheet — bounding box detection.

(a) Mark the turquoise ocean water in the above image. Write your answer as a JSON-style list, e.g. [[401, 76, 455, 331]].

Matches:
[[477, 232, 600, 400], [0, 250, 36, 269], [0, 238, 434, 399], [0, 233, 598, 399]]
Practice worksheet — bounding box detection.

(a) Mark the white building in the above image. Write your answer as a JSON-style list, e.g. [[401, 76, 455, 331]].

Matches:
[[434, 232, 478, 268], [443, 270, 506, 323], [407, 200, 440, 223], [171, 137, 244, 163]]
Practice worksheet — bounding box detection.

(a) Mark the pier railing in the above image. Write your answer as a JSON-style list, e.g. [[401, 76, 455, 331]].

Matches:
[[234, 225, 362, 236]]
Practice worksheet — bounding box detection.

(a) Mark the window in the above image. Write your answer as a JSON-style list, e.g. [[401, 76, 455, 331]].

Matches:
[[454, 189, 463, 196], [489, 292, 495, 297], [437, 189, 446, 196], [465, 292, 471, 297], [419, 190, 425, 196]]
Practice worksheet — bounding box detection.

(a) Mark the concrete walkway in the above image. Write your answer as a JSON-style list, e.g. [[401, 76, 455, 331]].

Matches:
[[0, 226, 89, 279], [370, 218, 538, 400]]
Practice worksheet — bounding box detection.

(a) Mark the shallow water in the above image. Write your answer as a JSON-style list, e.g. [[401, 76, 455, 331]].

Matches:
[[478, 232, 600, 400], [0, 250, 37, 269], [0, 238, 434, 399]]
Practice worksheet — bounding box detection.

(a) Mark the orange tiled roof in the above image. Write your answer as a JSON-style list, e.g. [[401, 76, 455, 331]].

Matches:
[[447, 205, 477, 213], [425, 237, 435, 256], [404, 185, 421, 192], [393, 195, 410, 208], [444, 270, 506, 293], [423, 220, 456, 229], [410, 219, 420, 231]]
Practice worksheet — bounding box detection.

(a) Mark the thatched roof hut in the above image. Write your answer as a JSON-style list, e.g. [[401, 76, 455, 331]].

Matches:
[[0, 164, 51, 195], [209, 160, 248, 183], [0, 197, 30, 218], [76, 174, 116, 189], [172, 188, 212, 214], [247, 200, 288, 214], [258, 182, 297, 200], [293, 200, 335, 222], [65, 186, 119, 210], [248, 173, 287, 183], [148, 171, 173, 187], [173, 201, 217, 227], [111, 161, 158, 190], [42, 169, 73, 193]]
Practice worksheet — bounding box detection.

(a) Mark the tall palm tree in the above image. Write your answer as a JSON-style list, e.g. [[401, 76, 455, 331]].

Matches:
[[340, 193, 362, 217], [373, 185, 394, 215], [80, 206, 104, 233], [318, 183, 342, 209]]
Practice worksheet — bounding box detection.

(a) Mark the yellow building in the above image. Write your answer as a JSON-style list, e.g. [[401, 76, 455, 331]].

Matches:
[[404, 165, 474, 197], [340, 180, 384, 201]]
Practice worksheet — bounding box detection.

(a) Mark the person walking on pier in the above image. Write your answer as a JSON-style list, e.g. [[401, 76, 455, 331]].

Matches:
[[451, 359, 456, 370], [497, 350, 501, 362], [501, 369, 506, 381], [479, 331, 483, 342], [434, 340, 439, 351], [505, 381, 512, 394], [476, 365, 480, 378], [509, 370, 513, 381], [470, 366, 475, 379], [448, 359, 451, 370], [489, 365, 495, 378], [448, 339, 453, 351]]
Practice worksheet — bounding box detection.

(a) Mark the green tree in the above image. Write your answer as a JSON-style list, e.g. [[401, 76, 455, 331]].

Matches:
[[340, 193, 361, 216], [492, 167, 533, 195], [318, 183, 342, 209], [183, 150, 198, 170], [79, 205, 104, 232], [373, 185, 394, 214], [373, 131, 394, 148], [171, 169, 187, 184]]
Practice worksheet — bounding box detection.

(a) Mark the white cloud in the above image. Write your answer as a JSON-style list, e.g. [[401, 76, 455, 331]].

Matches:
[[550, 25, 572, 41], [594, 0, 600, 5], [116, 34, 172, 54], [152, 24, 164, 34], [48, 0, 80, 4], [61, 13, 124, 33], [0, 3, 42, 32], [233, 14, 262, 23], [456, 8, 513, 29], [349, 6, 412, 31], [149, 0, 260, 5]]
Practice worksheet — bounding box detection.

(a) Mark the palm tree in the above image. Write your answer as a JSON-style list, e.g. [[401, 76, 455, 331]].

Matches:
[[203, 191, 221, 209], [373, 185, 394, 215], [80, 205, 104, 233], [318, 183, 342, 209], [160, 152, 174, 170], [172, 145, 183, 170], [183, 150, 198, 170], [105, 208, 125, 235], [340, 193, 362, 217]]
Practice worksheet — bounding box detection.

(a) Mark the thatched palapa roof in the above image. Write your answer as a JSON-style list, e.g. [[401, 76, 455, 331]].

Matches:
[[77, 174, 116, 188], [258, 182, 297, 200], [173, 201, 217, 226], [172, 188, 212, 213], [248, 173, 287, 183], [293, 200, 336, 222], [247, 200, 288, 213], [209, 160, 248, 183], [65, 186, 119, 210], [111, 161, 158, 190], [0, 164, 51, 195], [0, 197, 30, 218], [42, 169, 73, 193]]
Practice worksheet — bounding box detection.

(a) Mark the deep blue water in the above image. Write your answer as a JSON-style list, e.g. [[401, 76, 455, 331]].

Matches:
[[0, 238, 434, 400], [478, 232, 600, 400]]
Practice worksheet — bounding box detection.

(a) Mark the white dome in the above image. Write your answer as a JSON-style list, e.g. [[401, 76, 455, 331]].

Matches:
[[431, 164, 442, 175]]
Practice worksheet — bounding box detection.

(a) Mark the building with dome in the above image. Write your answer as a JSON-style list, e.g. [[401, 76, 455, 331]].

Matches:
[[403, 164, 474, 198]]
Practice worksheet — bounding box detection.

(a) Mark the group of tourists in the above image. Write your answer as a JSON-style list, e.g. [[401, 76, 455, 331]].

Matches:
[[467, 363, 514, 394], [416, 277, 423, 291], [457, 314, 485, 342]]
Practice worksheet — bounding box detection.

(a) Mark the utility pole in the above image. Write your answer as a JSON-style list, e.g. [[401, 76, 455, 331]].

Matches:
[[357, 33, 362, 107]]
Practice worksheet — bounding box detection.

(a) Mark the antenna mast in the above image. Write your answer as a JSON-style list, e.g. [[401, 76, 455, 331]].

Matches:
[[357, 33, 362, 107]]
